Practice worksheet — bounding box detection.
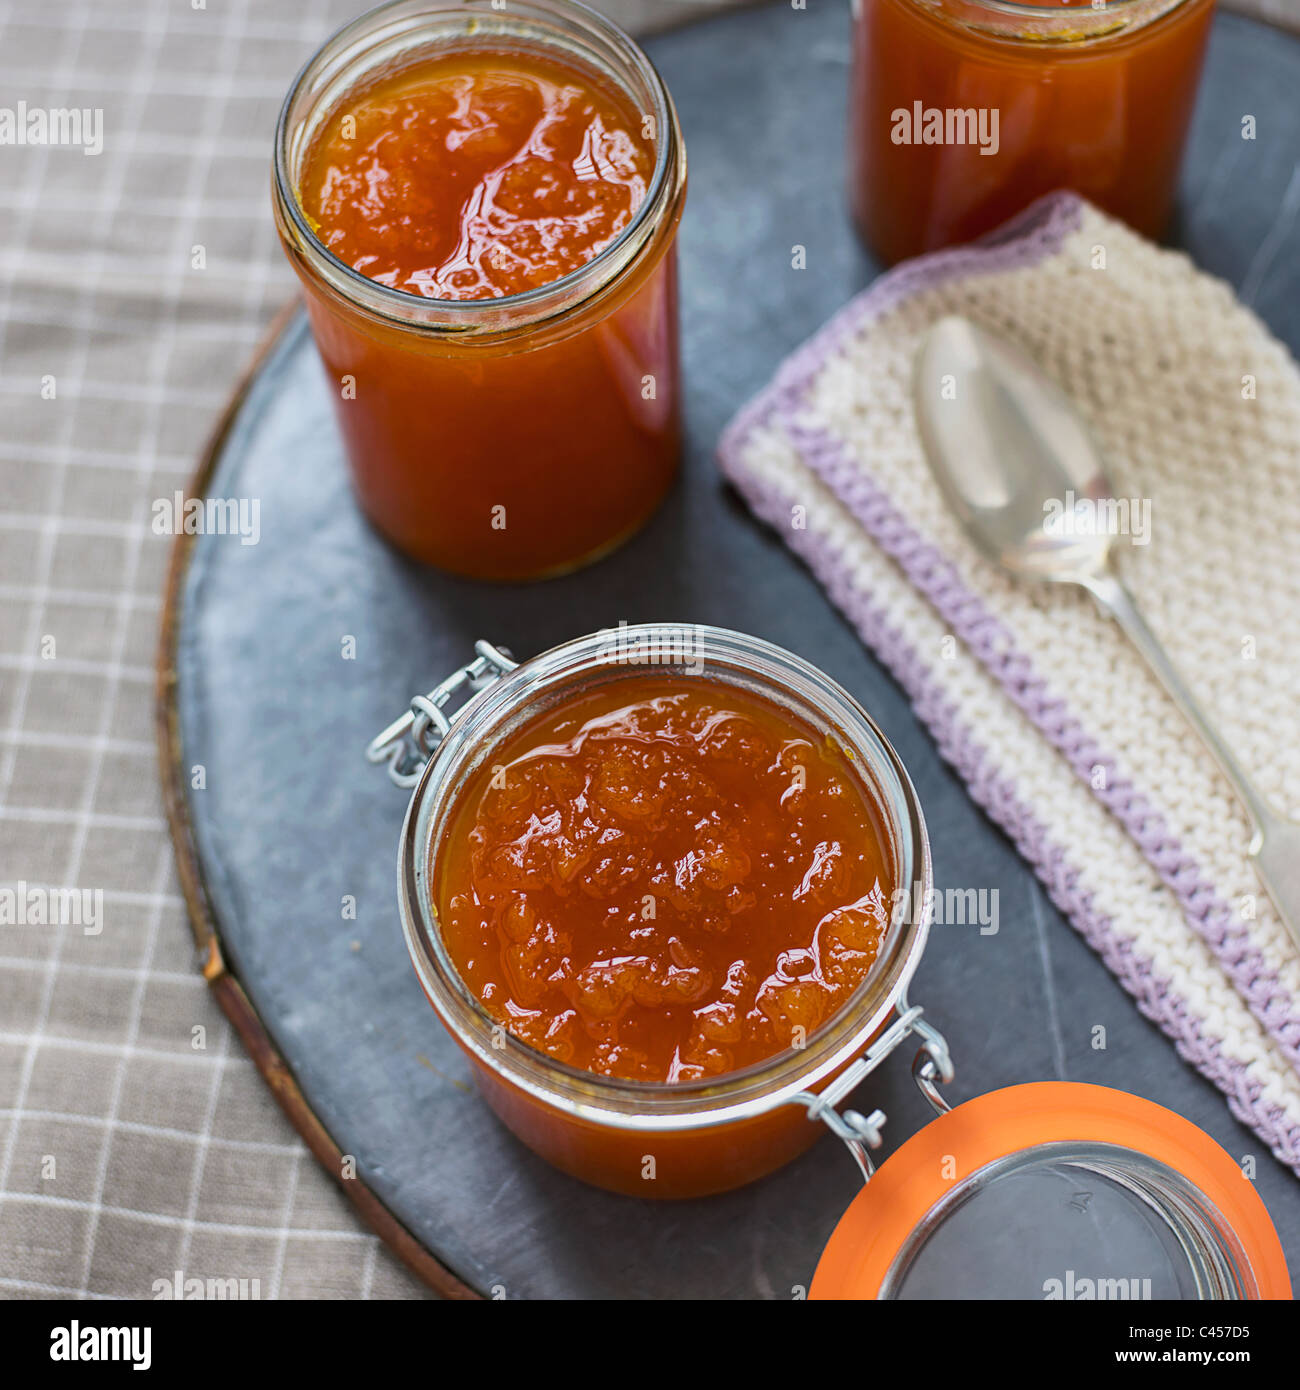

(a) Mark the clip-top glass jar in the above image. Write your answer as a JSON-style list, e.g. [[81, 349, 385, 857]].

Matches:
[[369, 624, 944, 1198], [370, 624, 1291, 1296], [274, 1, 686, 581], [848, 0, 1215, 265]]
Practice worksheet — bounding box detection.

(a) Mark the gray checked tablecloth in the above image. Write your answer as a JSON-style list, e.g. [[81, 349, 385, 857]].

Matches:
[[0, 0, 1295, 1302]]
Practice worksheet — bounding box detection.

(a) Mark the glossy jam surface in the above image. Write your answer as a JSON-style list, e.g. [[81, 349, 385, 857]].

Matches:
[[300, 49, 653, 300], [850, 0, 1215, 264], [436, 678, 894, 1084]]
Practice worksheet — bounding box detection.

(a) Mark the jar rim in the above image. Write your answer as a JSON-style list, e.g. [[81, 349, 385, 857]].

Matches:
[[880, 1141, 1255, 1299], [272, 0, 683, 335], [885, 0, 1204, 46], [396, 624, 933, 1131], [945, 0, 1193, 9]]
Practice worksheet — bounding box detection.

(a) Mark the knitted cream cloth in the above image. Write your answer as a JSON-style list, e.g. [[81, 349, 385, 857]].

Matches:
[[719, 193, 1300, 1176]]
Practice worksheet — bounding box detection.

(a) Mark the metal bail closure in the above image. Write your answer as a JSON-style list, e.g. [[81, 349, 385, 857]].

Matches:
[[791, 996, 953, 1183], [366, 640, 518, 788]]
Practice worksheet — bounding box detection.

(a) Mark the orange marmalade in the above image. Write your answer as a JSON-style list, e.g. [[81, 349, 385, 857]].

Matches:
[[436, 677, 894, 1084], [299, 50, 654, 301]]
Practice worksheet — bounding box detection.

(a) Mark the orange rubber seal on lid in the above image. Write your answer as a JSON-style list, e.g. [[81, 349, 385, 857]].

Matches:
[[810, 1082, 1291, 1300]]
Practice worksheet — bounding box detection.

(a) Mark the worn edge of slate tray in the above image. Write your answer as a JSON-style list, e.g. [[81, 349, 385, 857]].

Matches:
[[154, 297, 479, 1302]]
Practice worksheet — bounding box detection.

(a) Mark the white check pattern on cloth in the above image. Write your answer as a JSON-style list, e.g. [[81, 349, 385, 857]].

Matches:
[[1, 0, 1295, 1302]]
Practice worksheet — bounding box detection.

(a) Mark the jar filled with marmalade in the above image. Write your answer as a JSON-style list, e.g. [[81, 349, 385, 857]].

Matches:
[[273, 0, 686, 581], [849, 0, 1215, 265], [369, 624, 941, 1198]]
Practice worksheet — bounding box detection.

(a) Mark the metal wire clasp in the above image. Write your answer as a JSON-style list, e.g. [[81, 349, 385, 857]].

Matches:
[[366, 640, 518, 788], [791, 996, 953, 1183]]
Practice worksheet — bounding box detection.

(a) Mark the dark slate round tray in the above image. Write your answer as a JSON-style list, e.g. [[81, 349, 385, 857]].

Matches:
[[158, 1, 1300, 1297]]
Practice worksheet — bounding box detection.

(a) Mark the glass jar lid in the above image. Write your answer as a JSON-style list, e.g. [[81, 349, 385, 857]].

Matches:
[[811, 1083, 1290, 1300]]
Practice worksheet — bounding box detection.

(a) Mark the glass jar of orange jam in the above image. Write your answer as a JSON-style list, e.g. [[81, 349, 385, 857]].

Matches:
[[849, 0, 1215, 265], [273, 1, 686, 580], [369, 625, 946, 1198]]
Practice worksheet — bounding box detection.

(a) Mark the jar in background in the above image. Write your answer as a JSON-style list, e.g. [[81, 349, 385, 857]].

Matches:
[[848, 0, 1216, 265], [274, 0, 686, 581]]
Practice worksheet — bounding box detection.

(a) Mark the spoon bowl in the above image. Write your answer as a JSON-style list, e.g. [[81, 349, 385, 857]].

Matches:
[[913, 315, 1116, 583]]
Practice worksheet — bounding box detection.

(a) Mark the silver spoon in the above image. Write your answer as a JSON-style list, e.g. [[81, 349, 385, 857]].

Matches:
[[913, 314, 1300, 953]]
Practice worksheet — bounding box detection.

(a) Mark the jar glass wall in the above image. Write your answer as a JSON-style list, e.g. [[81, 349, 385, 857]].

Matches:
[[848, 0, 1216, 265], [274, 0, 687, 581]]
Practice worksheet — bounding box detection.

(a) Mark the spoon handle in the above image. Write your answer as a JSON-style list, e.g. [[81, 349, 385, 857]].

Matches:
[[1081, 567, 1300, 951]]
